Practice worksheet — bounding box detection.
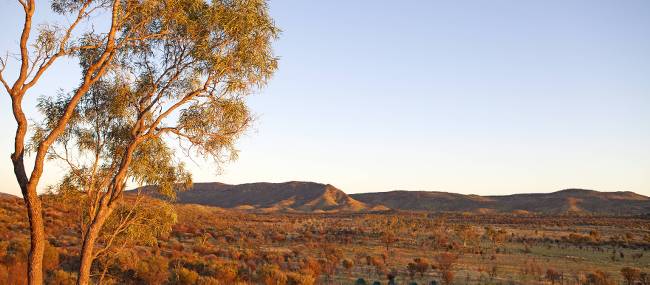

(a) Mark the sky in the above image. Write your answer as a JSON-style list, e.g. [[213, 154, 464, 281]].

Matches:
[[0, 0, 649, 196]]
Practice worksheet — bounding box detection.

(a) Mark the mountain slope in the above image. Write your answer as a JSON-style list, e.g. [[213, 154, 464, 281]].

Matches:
[[2, 182, 645, 215], [0, 192, 18, 200], [351, 188, 650, 215], [141, 181, 377, 213], [134, 182, 650, 215], [348, 191, 494, 212]]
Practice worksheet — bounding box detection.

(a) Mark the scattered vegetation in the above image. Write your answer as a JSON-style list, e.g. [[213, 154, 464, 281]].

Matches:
[[1, 194, 649, 284]]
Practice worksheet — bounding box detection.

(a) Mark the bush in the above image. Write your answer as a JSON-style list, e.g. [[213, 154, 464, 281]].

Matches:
[[546, 268, 562, 284], [621, 267, 641, 285], [47, 270, 76, 285], [136, 255, 169, 284], [170, 267, 200, 285], [414, 257, 430, 277], [435, 253, 458, 285], [43, 242, 60, 273], [0, 264, 8, 285], [258, 264, 287, 285], [213, 262, 238, 282], [407, 262, 418, 279], [3, 239, 29, 264], [1, 261, 28, 285], [197, 276, 220, 285], [585, 270, 615, 285], [441, 270, 455, 285], [342, 258, 354, 274], [286, 272, 315, 285]]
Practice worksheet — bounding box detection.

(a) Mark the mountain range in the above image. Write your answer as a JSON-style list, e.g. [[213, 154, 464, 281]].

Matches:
[[135, 181, 650, 215], [144, 181, 387, 213]]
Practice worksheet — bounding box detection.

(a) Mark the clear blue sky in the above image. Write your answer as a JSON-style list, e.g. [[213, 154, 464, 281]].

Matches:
[[1, 0, 649, 196]]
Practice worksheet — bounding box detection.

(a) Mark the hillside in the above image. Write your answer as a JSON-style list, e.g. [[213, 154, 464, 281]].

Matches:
[[134, 181, 650, 215], [349, 191, 493, 213], [351, 188, 650, 215], [139, 181, 383, 213], [0, 192, 19, 200]]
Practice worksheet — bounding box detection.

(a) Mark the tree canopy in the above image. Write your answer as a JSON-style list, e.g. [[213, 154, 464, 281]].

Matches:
[[33, 0, 279, 283]]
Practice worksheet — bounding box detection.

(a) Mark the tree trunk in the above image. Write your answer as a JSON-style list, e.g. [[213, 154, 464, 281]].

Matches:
[[77, 137, 136, 284], [13, 151, 45, 285], [25, 187, 45, 285], [77, 228, 98, 285], [77, 207, 112, 285]]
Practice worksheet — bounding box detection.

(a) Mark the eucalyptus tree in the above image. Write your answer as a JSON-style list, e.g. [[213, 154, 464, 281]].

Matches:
[[0, 1, 165, 283], [36, 0, 279, 283], [92, 196, 176, 284]]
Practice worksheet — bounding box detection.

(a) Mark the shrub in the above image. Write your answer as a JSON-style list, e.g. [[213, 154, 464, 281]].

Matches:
[[640, 272, 649, 285], [170, 267, 200, 285], [43, 242, 60, 273], [434, 253, 458, 272], [355, 278, 368, 285], [435, 253, 458, 285], [0, 264, 8, 285], [441, 270, 455, 285], [546, 268, 562, 284], [301, 257, 321, 278], [407, 262, 418, 279], [213, 262, 238, 283], [286, 272, 315, 285], [621, 267, 641, 285], [47, 270, 76, 285], [342, 258, 354, 275], [258, 264, 287, 285], [414, 257, 430, 277], [2, 261, 28, 285], [3, 239, 29, 264], [136, 255, 169, 284], [585, 270, 615, 285], [197, 276, 220, 285]]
